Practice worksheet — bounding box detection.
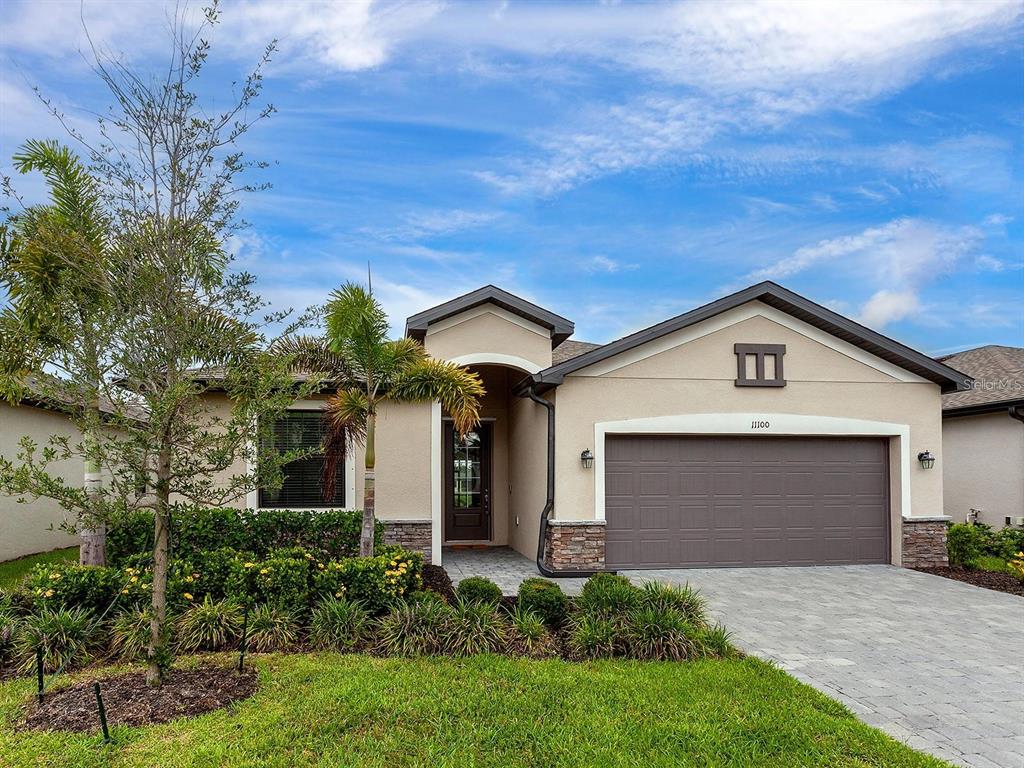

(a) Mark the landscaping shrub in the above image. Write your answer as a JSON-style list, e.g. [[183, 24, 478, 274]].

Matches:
[[0, 599, 18, 663], [110, 609, 154, 661], [309, 597, 370, 651], [375, 600, 452, 657], [25, 562, 149, 614], [445, 598, 507, 656], [176, 596, 243, 652], [993, 528, 1024, 560], [517, 578, 568, 627], [311, 548, 423, 614], [576, 573, 641, 617], [1010, 552, 1024, 583], [566, 613, 619, 660], [107, 507, 385, 566], [623, 606, 696, 661], [248, 604, 302, 652], [16, 606, 100, 673], [228, 554, 312, 609], [455, 576, 502, 605], [406, 589, 446, 607], [947, 523, 990, 566], [506, 605, 557, 659], [697, 623, 736, 659], [640, 581, 708, 629]]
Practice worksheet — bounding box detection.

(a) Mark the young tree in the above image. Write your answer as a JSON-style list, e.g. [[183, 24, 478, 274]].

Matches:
[[3, 2, 311, 686], [0, 141, 117, 565], [278, 282, 485, 557]]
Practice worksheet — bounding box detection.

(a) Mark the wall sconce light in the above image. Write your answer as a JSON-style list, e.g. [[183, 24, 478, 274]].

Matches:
[[917, 450, 936, 470], [580, 449, 594, 469]]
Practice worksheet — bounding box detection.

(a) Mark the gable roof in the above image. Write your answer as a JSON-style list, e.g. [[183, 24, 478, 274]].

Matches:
[[519, 281, 972, 394], [552, 339, 601, 365], [937, 345, 1024, 415], [405, 285, 575, 348]]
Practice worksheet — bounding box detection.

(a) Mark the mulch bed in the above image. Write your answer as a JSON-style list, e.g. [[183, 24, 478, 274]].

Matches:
[[21, 664, 258, 733], [916, 566, 1024, 597], [421, 563, 457, 602]]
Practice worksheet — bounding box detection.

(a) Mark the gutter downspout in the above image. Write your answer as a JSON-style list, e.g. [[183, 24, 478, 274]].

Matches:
[[527, 386, 602, 578], [1009, 405, 1024, 424]]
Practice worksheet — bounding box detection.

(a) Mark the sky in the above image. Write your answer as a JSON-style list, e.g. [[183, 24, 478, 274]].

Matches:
[[1, 0, 1022, 355]]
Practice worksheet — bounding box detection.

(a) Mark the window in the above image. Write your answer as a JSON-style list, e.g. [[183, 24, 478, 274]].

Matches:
[[734, 343, 786, 387], [259, 410, 345, 508]]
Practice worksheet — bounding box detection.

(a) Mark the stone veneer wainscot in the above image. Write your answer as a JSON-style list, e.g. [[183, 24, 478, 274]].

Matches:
[[544, 520, 606, 571], [901, 517, 950, 568]]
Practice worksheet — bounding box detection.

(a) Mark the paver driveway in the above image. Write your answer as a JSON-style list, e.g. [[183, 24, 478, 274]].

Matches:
[[629, 565, 1024, 768]]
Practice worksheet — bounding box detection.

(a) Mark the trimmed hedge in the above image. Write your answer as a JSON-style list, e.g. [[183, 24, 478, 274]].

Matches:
[[21, 546, 422, 617], [107, 508, 385, 566]]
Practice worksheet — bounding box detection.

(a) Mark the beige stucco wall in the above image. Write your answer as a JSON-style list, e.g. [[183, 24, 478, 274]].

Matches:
[[371, 400, 432, 520], [508, 389, 552, 559], [0, 402, 81, 561], [942, 411, 1024, 527], [552, 310, 945, 565], [423, 307, 553, 371]]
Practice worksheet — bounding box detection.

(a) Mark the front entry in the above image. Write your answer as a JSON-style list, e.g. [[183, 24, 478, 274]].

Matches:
[[444, 422, 492, 541]]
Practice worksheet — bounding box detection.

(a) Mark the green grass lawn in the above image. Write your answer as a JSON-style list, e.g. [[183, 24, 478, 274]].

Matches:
[[0, 653, 948, 768], [972, 555, 1013, 574], [0, 548, 78, 589]]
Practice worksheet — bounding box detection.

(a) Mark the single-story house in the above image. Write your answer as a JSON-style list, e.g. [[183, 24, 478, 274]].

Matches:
[[2, 281, 974, 572], [937, 345, 1024, 529], [0, 397, 82, 561], [203, 280, 971, 572]]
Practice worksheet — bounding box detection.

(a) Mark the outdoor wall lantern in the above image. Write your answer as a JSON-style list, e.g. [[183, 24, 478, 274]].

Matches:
[[580, 449, 595, 469], [917, 450, 936, 470]]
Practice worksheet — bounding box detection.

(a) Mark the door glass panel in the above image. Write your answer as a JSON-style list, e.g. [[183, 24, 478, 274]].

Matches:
[[452, 428, 481, 509]]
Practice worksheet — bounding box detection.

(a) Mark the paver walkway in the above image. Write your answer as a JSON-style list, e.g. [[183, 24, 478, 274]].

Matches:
[[442, 546, 587, 595], [630, 565, 1024, 768]]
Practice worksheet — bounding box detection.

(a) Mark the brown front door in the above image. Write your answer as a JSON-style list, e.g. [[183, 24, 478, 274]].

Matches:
[[444, 422, 492, 541]]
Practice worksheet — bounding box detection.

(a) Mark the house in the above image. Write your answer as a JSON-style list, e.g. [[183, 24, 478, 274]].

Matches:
[[0, 396, 82, 561], [203, 281, 970, 572], [937, 345, 1024, 529], [2, 281, 973, 572]]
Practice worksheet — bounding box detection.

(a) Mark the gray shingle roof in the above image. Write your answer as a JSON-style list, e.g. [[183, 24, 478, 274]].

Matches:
[[937, 345, 1024, 412], [551, 340, 601, 365]]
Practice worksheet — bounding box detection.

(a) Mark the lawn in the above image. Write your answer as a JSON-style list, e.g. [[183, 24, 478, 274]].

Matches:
[[0, 548, 77, 589], [0, 653, 948, 768]]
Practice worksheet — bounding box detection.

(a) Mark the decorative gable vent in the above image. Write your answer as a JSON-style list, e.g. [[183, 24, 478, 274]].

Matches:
[[734, 343, 786, 388]]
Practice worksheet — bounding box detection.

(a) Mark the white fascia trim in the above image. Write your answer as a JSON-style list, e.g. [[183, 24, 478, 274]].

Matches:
[[574, 302, 929, 384], [246, 399, 356, 511], [431, 400, 443, 565], [425, 304, 550, 339], [593, 413, 912, 523], [447, 353, 542, 374]]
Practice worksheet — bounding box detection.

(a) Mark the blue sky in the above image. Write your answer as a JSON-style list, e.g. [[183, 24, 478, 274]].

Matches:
[[1, 0, 1022, 355]]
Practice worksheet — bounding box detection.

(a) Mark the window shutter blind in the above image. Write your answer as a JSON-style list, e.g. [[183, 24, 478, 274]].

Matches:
[[259, 411, 345, 508]]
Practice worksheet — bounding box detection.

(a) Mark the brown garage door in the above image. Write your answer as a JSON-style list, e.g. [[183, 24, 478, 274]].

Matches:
[[605, 436, 890, 569]]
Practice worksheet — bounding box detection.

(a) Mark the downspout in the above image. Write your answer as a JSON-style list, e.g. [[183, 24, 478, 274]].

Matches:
[[527, 386, 601, 578], [1009, 405, 1024, 424]]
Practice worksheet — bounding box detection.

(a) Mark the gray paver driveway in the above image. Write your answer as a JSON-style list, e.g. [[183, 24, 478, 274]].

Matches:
[[629, 565, 1024, 768]]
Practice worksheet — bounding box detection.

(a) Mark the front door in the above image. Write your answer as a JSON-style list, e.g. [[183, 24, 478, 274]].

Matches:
[[444, 422, 492, 541]]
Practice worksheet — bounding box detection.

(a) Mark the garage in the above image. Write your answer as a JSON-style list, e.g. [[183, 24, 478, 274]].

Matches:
[[604, 435, 890, 569]]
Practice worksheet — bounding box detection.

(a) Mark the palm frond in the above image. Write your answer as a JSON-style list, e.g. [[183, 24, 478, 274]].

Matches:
[[389, 359, 484, 435], [324, 388, 370, 445], [273, 335, 351, 381], [325, 283, 389, 371], [375, 337, 427, 381]]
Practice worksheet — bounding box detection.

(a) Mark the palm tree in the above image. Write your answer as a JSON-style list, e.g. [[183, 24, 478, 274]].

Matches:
[[0, 140, 116, 564], [279, 282, 484, 556]]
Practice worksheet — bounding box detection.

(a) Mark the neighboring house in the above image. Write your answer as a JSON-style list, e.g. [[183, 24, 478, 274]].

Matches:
[[207, 281, 969, 572], [2, 281, 974, 572], [937, 345, 1024, 529], [0, 397, 82, 561]]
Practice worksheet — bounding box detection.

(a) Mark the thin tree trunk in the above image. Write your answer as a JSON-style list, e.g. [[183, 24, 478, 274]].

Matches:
[[360, 411, 376, 557], [146, 443, 171, 687], [79, 428, 106, 565]]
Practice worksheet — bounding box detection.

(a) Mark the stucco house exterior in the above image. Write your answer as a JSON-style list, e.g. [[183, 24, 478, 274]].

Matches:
[[0, 398, 82, 561], [2, 281, 974, 572], [937, 345, 1024, 529], [204, 281, 971, 572]]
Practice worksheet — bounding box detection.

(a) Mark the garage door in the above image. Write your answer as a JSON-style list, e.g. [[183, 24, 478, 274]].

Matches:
[[604, 436, 890, 569]]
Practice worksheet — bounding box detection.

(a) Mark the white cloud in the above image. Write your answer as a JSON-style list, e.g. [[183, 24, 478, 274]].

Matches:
[[859, 289, 922, 327], [983, 213, 1014, 226], [582, 255, 637, 274], [748, 217, 985, 328]]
